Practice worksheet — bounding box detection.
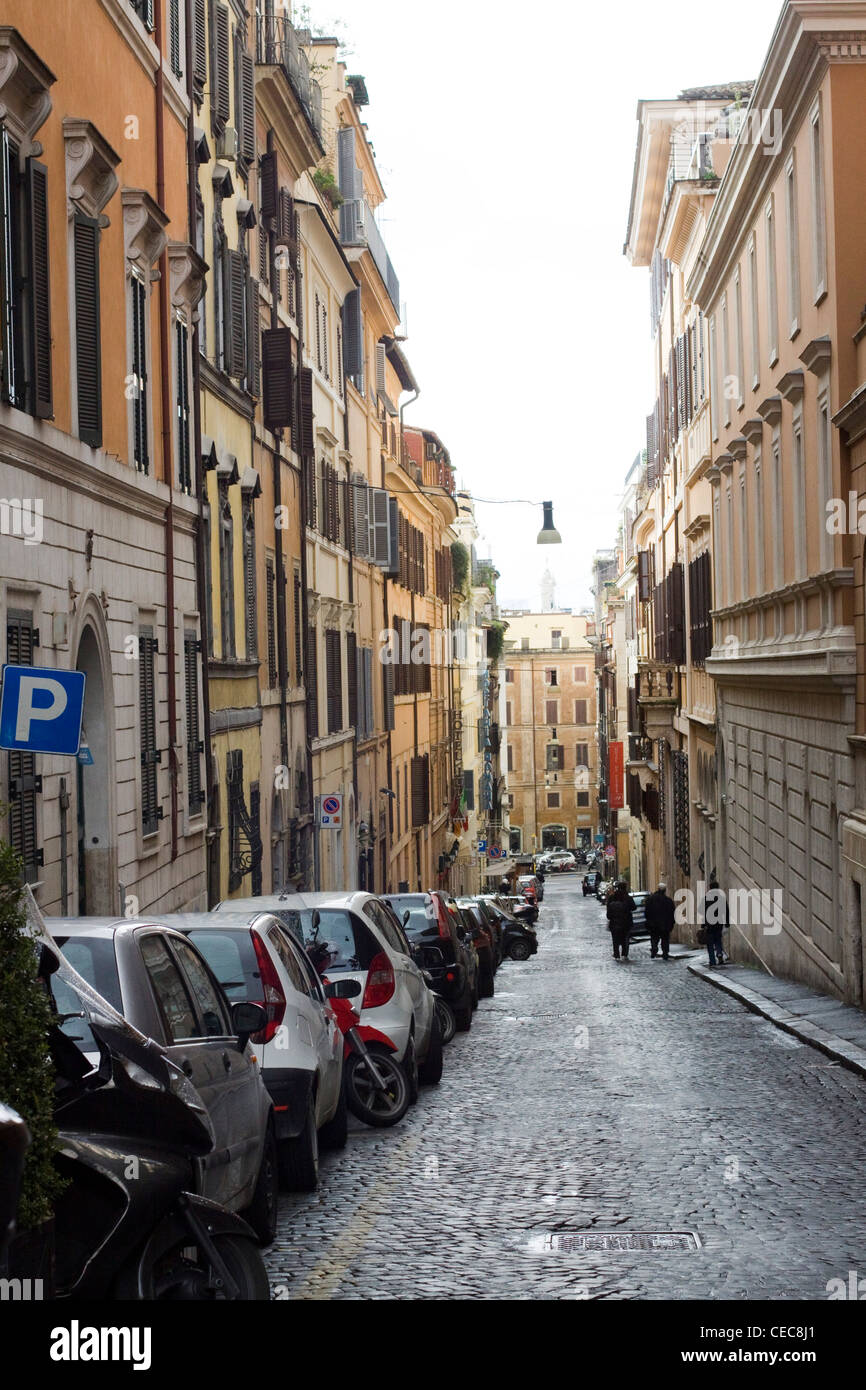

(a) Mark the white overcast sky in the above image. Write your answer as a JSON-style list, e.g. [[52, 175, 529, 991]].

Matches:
[[309, 0, 782, 609]]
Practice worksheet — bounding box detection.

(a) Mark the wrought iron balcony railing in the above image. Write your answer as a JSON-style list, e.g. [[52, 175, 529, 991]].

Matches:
[[255, 11, 323, 143]]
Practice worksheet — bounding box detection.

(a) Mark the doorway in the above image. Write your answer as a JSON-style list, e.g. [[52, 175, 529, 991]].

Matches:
[[75, 625, 114, 914]]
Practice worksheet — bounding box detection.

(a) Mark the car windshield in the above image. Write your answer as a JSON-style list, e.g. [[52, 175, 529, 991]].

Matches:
[[185, 929, 259, 1002], [385, 898, 435, 939], [274, 908, 366, 973]]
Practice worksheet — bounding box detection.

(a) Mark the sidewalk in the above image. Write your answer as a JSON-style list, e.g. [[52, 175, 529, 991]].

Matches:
[[688, 957, 866, 1078]]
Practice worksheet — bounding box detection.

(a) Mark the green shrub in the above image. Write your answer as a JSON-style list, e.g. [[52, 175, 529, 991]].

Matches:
[[0, 839, 65, 1229], [451, 540, 469, 593]]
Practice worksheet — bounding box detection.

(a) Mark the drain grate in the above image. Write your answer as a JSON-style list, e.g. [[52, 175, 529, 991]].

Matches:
[[529, 1231, 701, 1252]]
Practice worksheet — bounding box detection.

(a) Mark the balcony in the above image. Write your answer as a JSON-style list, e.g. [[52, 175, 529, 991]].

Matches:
[[636, 660, 679, 740], [255, 11, 323, 144], [339, 199, 400, 313], [627, 733, 654, 766]]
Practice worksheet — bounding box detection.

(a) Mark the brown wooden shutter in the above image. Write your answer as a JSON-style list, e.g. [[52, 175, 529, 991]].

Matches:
[[411, 754, 429, 827], [669, 562, 685, 664], [240, 50, 255, 163], [6, 612, 42, 880], [265, 559, 277, 686], [225, 249, 247, 377], [184, 632, 204, 809], [213, 2, 231, 127], [306, 625, 319, 738], [193, 0, 208, 87], [346, 631, 358, 729], [277, 187, 295, 248], [637, 550, 651, 603], [139, 626, 160, 835], [27, 159, 52, 420], [74, 214, 101, 446], [261, 327, 293, 431], [260, 151, 278, 222], [383, 655, 394, 730], [298, 366, 314, 455], [246, 275, 260, 397]]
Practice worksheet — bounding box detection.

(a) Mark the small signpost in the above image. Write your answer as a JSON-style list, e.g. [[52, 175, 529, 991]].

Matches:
[[0, 665, 86, 757], [319, 793, 343, 828]]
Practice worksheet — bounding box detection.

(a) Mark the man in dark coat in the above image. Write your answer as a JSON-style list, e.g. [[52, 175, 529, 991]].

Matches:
[[606, 881, 636, 960], [645, 882, 676, 960], [703, 878, 729, 967]]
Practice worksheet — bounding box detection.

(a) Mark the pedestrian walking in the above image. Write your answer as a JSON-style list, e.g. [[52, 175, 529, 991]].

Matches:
[[606, 880, 636, 961], [645, 882, 675, 959], [703, 877, 729, 967]]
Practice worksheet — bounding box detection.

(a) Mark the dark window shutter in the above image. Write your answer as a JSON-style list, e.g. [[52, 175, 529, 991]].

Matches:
[[306, 625, 319, 737], [213, 2, 231, 127], [346, 631, 358, 730], [383, 656, 394, 731], [184, 632, 204, 809], [246, 274, 260, 397], [637, 549, 651, 603], [266, 558, 277, 686], [6, 612, 42, 880], [169, 0, 182, 76], [669, 562, 685, 665], [261, 326, 293, 432], [342, 287, 362, 382], [411, 754, 429, 828], [224, 248, 246, 377], [131, 274, 149, 472], [337, 127, 356, 198], [462, 768, 475, 812], [277, 187, 295, 248], [293, 570, 302, 684], [260, 150, 278, 221], [298, 365, 314, 455], [240, 50, 255, 163], [193, 0, 207, 87], [139, 627, 160, 835], [27, 159, 52, 419], [243, 504, 257, 660], [74, 214, 101, 446], [176, 317, 192, 493]]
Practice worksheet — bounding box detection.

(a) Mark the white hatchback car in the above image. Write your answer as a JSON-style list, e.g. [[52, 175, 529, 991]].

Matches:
[[213, 892, 441, 1095], [156, 911, 344, 1191]]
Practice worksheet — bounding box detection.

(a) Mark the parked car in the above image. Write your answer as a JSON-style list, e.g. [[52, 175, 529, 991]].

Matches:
[[213, 893, 440, 1097], [455, 898, 497, 997], [382, 892, 477, 1032], [161, 912, 345, 1189], [517, 874, 543, 904], [500, 894, 539, 926], [477, 897, 538, 961], [47, 917, 278, 1244], [545, 850, 577, 872]]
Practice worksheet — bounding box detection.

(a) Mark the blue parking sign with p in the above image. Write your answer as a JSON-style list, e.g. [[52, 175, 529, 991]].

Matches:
[[0, 666, 86, 756]]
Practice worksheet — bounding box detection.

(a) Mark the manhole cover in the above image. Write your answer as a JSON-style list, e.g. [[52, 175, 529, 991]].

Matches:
[[528, 1231, 701, 1252]]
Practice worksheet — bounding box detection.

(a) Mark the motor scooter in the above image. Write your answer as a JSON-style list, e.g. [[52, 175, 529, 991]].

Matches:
[[31, 897, 272, 1300], [322, 978, 409, 1127]]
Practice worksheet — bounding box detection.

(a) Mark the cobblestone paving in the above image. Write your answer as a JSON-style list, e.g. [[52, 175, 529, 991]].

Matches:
[[265, 878, 866, 1299]]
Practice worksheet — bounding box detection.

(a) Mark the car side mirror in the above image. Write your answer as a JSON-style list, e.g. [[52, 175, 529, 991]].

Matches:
[[324, 978, 362, 1000], [231, 1000, 267, 1051]]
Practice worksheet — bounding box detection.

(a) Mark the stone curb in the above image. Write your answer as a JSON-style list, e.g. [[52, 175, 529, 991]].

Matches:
[[688, 961, 866, 1079]]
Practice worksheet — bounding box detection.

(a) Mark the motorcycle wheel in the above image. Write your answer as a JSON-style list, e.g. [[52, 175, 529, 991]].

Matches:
[[344, 1044, 410, 1127], [435, 995, 456, 1045], [148, 1234, 271, 1301]]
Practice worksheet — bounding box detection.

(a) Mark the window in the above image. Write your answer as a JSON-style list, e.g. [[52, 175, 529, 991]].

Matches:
[[462, 768, 475, 811], [5, 611, 41, 880], [520, 636, 529, 650], [507, 744, 514, 772], [547, 791, 560, 809], [573, 666, 587, 683], [720, 293, 730, 427], [73, 213, 102, 445], [325, 629, 342, 734], [129, 271, 149, 472], [765, 195, 779, 365], [546, 744, 564, 772], [411, 754, 430, 827], [545, 700, 557, 724], [0, 130, 52, 418], [792, 415, 805, 578], [184, 631, 204, 811], [140, 934, 199, 1041], [218, 485, 235, 658], [811, 98, 827, 302], [176, 315, 192, 493], [346, 631, 358, 730], [575, 742, 589, 769], [688, 550, 712, 666], [509, 827, 522, 854], [139, 625, 159, 836], [545, 668, 558, 686], [551, 630, 562, 649], [734, 268, 744, 410], [785, 154, 800, 337], [574, 699, 588, 725], [265, 558, 277, 687], [708, 314, 719, 442], [168, 0, 184, 78], [242, 495, 257, 660], [293, 568, 303, 684], [306, 626, 319, 738], [748, 234, 760, 390], [577, 792, 589, 808], [171, 938, 230, 1037], [504, 667, 514, 682], [753, 444, 764, 594]]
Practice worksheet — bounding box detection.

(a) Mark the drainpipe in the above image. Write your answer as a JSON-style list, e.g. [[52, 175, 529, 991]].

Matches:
[[183, 0, 216, 901], [154, 0, 178, 861], [265, 132, 290, 780]]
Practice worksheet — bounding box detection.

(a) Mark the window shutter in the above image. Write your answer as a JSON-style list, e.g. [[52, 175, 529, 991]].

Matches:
[[224, 249, 247, 378], [346, 631, 358, 730], [261, 327, 293, 431], [325, 629, 342, 733], [637, 549, 651, 603], [337, 126, 356, 198], [293, 570, 303, 683], [240, 50, 255, 162], [363, 646, 373, 739], [243, 508, 257, 660], [6, 613, 42, 880], [383, 654, 394, 731], [213, 2, 231, 126], [366, 487, 388, 566], [169, 0, 182, 76], [176, 318, 192, 493], [351, 473, 369, 558], [375, 341, 387, 397], [266, 559, 277, 686], [306, 625, 319, 737], [260, 150, 278, 222], [246, 274, 260, 397], [184, 632, 204, 809], [342, 287, 362, 382], [27, 159, 52, 420], [298, 366, 314, 455], [131, 274, 149, 472], [139, 627, 160, 835], [669, 562, 685, 664], [411, 754, 429, 828], [193, 0, 207, 87], [74, 215, 102, 446], [276, 187, 295, 248]]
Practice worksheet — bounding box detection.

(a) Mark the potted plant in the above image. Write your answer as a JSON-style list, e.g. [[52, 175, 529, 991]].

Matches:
[[0, 839, 65, 1291], [312, 165, 344, 209]]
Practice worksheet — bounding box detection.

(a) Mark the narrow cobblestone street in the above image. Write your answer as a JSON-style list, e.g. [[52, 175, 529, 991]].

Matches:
[[266, 877, 866, 1300]]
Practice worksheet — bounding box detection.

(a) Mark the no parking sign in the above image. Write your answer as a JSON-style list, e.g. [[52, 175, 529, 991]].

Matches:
[[320, 793, 343, 828]]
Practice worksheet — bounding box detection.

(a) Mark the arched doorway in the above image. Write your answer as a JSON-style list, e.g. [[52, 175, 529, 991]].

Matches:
[[75, 622, 115, 914]]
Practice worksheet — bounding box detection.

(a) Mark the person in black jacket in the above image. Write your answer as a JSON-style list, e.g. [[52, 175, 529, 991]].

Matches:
[[645, 882, 676, 960], [703, 878, 729, 967], [606, 881, 636, 960]]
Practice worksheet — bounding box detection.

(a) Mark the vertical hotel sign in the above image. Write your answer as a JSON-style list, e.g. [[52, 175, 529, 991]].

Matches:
[[608, 741, 624, 810]]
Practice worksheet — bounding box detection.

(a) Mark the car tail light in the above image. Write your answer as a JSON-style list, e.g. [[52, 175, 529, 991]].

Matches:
[[251, 931, 286, 1044], [362, 951, 395, 1009]]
